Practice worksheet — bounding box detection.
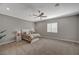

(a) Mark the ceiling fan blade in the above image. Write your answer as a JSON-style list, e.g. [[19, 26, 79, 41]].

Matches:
[[38, 10, 41, 13], [41, 16, 47, 17], [33, 14, 38, 16], [33, 16, 39, 18], [39, 12, 44, 16]]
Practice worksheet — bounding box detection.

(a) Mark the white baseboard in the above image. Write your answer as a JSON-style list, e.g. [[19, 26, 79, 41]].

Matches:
[[42, 36, 79, 44]]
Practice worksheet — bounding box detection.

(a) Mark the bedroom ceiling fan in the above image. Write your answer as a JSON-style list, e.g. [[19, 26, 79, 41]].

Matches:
[[33, 10, 47, 19], [32, 3, 60, 20]]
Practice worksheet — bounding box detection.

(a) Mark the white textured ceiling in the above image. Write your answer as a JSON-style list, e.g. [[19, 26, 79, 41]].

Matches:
[[0, 3, 79, 22]]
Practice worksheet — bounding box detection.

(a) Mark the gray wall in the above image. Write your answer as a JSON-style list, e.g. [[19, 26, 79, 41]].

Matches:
[[77, 16, 79, 40], [35, 15, 78, 41], [0, 14, 34, 45]]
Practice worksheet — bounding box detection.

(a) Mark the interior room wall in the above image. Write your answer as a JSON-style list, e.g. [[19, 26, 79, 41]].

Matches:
[[35, 15, 78, 41], [0, 14, 34, 45], [77, 15, 79, 40]]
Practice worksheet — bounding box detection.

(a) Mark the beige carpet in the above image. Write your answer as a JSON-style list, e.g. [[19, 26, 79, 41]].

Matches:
[[0, 38, 79, 55]]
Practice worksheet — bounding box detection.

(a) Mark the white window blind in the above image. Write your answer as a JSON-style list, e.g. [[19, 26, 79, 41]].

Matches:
[[47, 22, 58, 33]]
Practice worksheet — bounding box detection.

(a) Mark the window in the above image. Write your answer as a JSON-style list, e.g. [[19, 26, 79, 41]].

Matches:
[[47, 22, 58, 33]]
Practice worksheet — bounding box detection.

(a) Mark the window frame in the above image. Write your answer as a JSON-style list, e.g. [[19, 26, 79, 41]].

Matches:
[[47, 22, 58, 33]]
